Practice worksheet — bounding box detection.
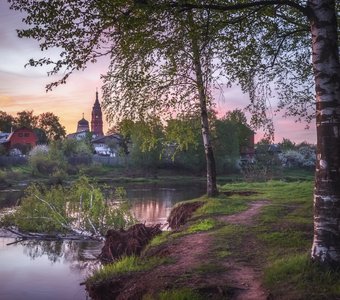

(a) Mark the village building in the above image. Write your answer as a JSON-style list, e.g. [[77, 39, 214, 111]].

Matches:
[[67, 91, 104, 140], [240, 130, 255, 162], [91, 91, 104, 136], [0, 127, 38, 154], [92, 134, 122, 157]]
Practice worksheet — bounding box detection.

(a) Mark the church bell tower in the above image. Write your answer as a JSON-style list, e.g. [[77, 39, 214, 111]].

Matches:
[[91, 91, 104, 136]]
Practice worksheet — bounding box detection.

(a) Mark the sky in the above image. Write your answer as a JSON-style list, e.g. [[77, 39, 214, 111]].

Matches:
[[0, 2, 316, 144]]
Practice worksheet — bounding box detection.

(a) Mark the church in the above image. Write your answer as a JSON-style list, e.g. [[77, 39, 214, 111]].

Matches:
[[67, 91, 104, 140]]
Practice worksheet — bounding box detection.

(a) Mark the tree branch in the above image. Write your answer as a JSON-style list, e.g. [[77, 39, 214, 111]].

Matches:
[[167, 0, 308, 16]]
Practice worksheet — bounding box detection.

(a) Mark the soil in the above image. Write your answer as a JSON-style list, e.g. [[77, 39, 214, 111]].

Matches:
[[100, 224, 162, 263], [218, 201, 271, 300], [87, 200, 270, 300], [218, 200, 270, 225]]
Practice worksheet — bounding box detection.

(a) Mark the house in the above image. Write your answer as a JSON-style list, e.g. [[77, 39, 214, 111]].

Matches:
[[0, 132, 10, 144], [66, 130, 91, 141], [91, 134, 122, 157], [240, 130, 255, 162], [0, 127, 38, 154]]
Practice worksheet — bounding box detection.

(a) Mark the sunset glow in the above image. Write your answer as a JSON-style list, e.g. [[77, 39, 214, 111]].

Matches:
[[0, 2, 316, 144]]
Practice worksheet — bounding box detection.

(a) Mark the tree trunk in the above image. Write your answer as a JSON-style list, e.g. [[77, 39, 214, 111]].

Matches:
[[309, 0, 340, 268], [188, 13, 219, 197]]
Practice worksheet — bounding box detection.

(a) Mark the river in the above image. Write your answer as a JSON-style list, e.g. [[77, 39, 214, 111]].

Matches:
[[0, 182, 205, 300]]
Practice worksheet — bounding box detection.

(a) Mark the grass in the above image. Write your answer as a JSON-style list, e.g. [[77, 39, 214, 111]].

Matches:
[[265, 254, 340, 299], [147, 231, 172, 248], [216, 179, 338, 299], [196, 197, 248, 216], [186, 218, 217, 233], [258, 231, 310, 249], [85, 173, 340, 299], [143, 288, 203, 300], [87, 255, 169, 284]]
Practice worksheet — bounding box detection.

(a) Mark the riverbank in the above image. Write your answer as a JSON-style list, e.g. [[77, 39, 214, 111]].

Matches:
[[86, 180, 340, 300]]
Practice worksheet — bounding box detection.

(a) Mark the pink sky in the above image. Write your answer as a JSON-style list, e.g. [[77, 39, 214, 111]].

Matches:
[[0, 2, 316, 144]]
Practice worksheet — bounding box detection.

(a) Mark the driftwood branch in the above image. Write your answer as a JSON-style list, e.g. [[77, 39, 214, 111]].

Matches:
[[2, 226, 103, 243]]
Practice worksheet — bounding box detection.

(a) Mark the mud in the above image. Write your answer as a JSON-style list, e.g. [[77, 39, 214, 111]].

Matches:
[[87, 199, 271, 300], [99, 223, 162, 263], [167, 201, 204, 229]]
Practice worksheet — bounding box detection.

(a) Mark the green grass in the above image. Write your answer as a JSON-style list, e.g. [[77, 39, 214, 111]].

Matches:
[[87, 255, 169, 284], [259, 231, 310, 249], [220, 180, 313, 203], [89, 178, 339, 299], [143, 288, 203, 300], [197, 197, 248, 216], [265, 254, 340, 299], [147, 231, 172, 248], [192, 263, 225, 275], [186, 218, 217, 233]]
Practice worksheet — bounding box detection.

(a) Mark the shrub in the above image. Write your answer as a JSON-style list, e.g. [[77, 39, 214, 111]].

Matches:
[[29, 144, 66, 176], [9, 176, 135, 235]]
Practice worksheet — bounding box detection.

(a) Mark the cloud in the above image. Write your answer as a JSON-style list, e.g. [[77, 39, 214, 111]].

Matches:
[[0, 2, 315, 143], [0, 95, 13, 107]]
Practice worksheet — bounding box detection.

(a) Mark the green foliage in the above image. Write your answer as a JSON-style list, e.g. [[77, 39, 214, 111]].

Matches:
[[87, 255, 169, 284], [164, 110, 253, 175], [165, 116, 202, 154], [242, 143, 282, 181], [259, 231, 309, 249], [9, 176, 135, 234], [0, 110, 65, 143], [0, 144, 7, 155], [14, 110, 38, 129], [265, 254, 340, 299], [29, 143, 66, 176], [62, 139, 92, 157], [118, 118, 164, 169], [156, 288, 203, 300], [164, 116, 206, 173], [147, 231, 171, 248], [38, 112, 66, 141], [0, 111, 15, 132], [278, 137, 296, 151], [186, 218, 216, 233], [197, 197, 248, 216]]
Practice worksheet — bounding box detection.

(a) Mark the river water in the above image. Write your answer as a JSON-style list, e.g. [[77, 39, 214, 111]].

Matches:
[[0, 182, 205, 300]]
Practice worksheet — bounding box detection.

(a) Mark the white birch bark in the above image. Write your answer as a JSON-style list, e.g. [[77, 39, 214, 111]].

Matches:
[[309, 0, 340, 267]]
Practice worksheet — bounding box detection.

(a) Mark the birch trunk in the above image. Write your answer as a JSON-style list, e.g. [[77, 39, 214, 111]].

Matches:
[[309, 0, 340, 268], [188, 13, 219, 197]]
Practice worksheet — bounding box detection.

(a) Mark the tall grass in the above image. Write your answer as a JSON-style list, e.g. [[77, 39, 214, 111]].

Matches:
[[88, 255, 169, 284], [265, 254, 340, 299]]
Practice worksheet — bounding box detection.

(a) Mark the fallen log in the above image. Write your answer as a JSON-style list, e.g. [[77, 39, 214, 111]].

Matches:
[[1, 226, 103, 242]]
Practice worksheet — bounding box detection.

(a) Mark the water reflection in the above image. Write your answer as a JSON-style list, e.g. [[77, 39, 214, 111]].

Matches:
[[0, 182, 205, 300], [127, 183, 205, 225], [0, 238, 102, 300]]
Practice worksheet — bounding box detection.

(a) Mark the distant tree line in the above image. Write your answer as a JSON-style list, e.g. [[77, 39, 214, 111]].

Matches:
[[114, 109, 253, 175], [0, 110, 66, 143]]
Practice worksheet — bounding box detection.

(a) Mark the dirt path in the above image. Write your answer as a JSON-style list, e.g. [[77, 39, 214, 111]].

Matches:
[[218, 200, 270, 225], [220, 200, 270, 300], [88, 200, 270, 299]]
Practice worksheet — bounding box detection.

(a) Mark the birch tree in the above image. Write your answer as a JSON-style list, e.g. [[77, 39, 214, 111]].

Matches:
[[9, 1, 232, 196], [174, 0, 339, 268], [9, 0, 340, 266]]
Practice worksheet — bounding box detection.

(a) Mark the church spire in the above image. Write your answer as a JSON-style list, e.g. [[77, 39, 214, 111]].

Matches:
[[91, 90, 104, 136], [95, 88, 99, 105]]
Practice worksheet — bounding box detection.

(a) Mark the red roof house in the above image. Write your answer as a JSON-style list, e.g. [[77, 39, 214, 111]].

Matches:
[[1, 128, 38, 154]]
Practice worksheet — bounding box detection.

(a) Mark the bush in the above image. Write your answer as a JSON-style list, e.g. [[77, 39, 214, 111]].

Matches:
[[29, 144, 66, 176], [279, 146, 316, 169], [9, 176, 135, 235]]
